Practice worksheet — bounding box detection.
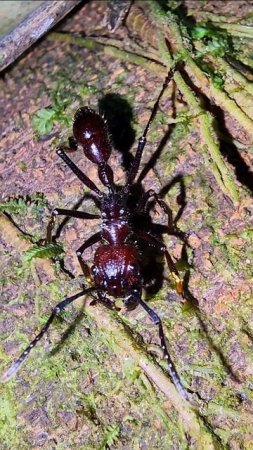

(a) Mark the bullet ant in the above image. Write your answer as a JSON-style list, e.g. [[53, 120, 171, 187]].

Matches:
[[2, 68, 190, 400]]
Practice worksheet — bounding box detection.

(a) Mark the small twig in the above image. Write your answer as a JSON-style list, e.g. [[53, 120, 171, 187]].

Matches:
[[187, 10, 238, 24], [194, 41, 253, 97], [212, 22, 253, 38], [155, 7, 253, 141], [48, 32, 167, 76], [157, 36, 239, 202]]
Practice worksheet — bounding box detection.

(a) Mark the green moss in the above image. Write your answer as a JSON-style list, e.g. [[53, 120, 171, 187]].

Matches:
[[79, 83, 99, 98], [22, 242, 64, 265], [99, 423, 121, 450], [17, 161, 27, 172], [32, 79, 74, 138], [0, 194, 47, 218], [0, 384, 28, 449]]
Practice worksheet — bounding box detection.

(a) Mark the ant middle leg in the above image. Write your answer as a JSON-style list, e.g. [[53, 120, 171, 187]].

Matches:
[[136, 190, 187, 241], [136, 189, 173, 230], [135, 230, 183, 295]]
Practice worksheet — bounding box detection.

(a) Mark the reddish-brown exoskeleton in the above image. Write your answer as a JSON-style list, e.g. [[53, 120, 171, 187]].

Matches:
[[3, 69, 189, 400]]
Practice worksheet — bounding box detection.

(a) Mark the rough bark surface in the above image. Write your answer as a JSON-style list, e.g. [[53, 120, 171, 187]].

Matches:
[[0, 1, 253, 449]]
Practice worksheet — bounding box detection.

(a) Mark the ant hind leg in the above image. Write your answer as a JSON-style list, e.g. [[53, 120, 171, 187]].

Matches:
[[2, 287, 96, 382], [76, 232, 101, 283], [139, 298, 190, 401]]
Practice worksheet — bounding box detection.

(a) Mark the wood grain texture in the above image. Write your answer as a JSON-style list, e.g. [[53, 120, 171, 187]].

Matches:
[[0, 0, 81, 72]]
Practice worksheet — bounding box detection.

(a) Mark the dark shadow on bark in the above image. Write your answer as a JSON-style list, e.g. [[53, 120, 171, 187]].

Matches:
[[98, 93, 136, 172]]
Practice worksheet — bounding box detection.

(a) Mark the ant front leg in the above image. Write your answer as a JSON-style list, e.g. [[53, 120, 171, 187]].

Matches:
[[136, 231, 183, 295], [139, 298, 190, 401], [76, 232, 101, 282], [136, 189, 173, 230], [46, 209, 99, 244], [2, 287, 97, 382]]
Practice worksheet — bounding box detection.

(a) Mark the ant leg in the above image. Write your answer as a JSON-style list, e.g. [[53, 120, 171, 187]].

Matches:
[[2, 287, 97, 382], [56, 147, 102, 197], [126, 136, 146, 186], [98, 291, 117, 310], [52, 209, 99, 220], [136, 189, 173, 229], [139, 298, 189, 400], [135, 231, 183, 295], [126, 68, 176, 186], [68, 136, 78, 150], [46, 214, 56, 244], [46, 208, 99, 244], [76, 232, 101, 282]]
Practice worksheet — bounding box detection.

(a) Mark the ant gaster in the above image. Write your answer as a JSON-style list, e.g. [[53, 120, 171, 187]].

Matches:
[[2, 68, 189, 400]]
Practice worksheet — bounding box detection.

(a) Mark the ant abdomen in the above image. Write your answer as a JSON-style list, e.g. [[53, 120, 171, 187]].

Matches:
[[73, 107, 112, 165]]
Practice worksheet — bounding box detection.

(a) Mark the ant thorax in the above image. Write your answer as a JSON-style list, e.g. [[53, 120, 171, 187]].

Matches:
[[100, 192, 128, 219], [100, 192, 131, 245]]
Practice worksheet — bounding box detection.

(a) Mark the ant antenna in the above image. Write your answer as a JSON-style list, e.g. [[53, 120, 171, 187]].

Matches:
[[126, 66, 177, 187]]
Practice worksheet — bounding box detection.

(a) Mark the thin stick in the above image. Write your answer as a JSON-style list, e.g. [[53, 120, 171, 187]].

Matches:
[[0, 1, 81, 72]]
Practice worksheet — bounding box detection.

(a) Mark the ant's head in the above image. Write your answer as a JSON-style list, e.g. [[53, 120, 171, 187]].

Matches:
[[73, 107, 112, 165]]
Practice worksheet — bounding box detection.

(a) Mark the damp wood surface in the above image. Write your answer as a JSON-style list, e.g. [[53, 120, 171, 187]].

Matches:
[[0, 1, 253, 449]]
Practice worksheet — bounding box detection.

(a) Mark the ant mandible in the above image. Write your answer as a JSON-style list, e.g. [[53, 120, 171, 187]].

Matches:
[[3, 68, 189, 400]]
